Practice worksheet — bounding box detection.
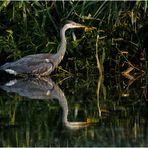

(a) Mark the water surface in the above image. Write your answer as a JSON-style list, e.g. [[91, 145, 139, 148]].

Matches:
[[0, 74, 147, 147]]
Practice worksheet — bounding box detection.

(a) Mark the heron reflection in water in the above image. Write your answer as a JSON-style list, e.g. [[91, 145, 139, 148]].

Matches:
[[0, 77, 93, 129], [0, 21, 87, 77]]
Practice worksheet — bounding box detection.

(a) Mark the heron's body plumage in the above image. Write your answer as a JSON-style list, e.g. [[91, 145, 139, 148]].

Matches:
[[0, 53, 54, 76]]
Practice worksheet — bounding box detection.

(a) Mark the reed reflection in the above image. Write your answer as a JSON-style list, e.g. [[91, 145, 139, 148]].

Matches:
[[0, 77, 93, 130]]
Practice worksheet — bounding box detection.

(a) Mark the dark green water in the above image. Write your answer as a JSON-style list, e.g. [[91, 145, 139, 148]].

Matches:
[[0, 74, 147, 147]]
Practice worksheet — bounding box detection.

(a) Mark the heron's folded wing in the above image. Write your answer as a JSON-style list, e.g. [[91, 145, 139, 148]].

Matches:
[[0, 55, 53, 75]]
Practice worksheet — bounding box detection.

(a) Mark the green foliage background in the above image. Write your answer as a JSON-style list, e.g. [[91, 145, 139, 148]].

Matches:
[[0, 1, 147, 73]]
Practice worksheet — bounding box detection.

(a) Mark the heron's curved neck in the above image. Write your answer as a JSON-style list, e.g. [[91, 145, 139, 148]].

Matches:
[[54, 26, 67, 66]]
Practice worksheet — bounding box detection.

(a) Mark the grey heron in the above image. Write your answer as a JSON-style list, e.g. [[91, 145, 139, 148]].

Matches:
[[0, 21, 86, 77]]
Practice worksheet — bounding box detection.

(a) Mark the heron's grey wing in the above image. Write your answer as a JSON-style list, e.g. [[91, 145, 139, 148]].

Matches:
[[14, 58, 53, 75], [0, 55, 38, 71], [30, 62, 53, 76], [0, 54, 53, 75]]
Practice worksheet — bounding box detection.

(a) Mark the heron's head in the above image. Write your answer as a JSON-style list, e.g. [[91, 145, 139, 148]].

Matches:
[[64, 21, 86, 30]]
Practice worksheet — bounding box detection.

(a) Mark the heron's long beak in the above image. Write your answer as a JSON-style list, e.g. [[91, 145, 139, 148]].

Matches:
[[74, 24, 87, 28], [84, 26, 97, 31], [79, 25, 97, 31], [75, 22, 96, 30], [79, 25, 87, 28]]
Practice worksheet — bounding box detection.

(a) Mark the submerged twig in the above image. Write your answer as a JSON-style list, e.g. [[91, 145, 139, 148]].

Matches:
[[96, 34, 103, 117]]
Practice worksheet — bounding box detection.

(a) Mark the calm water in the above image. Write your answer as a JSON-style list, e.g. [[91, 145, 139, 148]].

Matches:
[[0, 74, 147, 147]]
